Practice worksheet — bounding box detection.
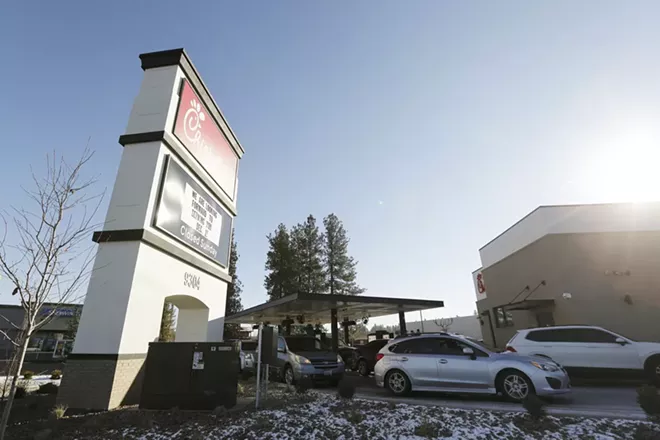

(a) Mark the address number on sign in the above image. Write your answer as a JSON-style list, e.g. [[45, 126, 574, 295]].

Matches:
[[184, 272, 201, 290]]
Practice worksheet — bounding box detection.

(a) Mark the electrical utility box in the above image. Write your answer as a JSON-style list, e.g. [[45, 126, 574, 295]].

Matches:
[[139, 341, 239, 410], [260, 326, 279, 366]]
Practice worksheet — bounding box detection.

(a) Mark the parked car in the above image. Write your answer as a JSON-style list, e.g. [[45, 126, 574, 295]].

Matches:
[[228, 339, 258, 374], [337, 340, 358, 370], [354, 339, 390, 376], [275, 335, 345, 386], [505, 325, 660, 384], [374, 333, 571, 402]]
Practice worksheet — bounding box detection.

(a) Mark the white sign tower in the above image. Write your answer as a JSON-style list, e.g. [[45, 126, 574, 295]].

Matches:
[[57, 49, 244, 410]]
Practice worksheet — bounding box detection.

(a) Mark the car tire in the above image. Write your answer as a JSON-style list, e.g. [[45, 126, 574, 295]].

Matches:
[[497, 369, 535, 402], [358, 359, 369, 377], [645, 356, 660, 386], [385, 369, 411, 396], [284, 365, 295, 386]]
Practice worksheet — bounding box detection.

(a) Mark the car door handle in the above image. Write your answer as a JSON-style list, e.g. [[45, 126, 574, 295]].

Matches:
[[438, 359, 448, 364], [399, 357, 408, 362]]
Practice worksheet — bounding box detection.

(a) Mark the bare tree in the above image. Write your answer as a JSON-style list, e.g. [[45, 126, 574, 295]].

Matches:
[[434, 317, 454, 332], [0, 147, 103, 440]]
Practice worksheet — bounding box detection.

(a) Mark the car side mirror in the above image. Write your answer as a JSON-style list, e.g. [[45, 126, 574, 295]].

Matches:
[[463, 347, 476, 359], [615, 337, 628, 346]]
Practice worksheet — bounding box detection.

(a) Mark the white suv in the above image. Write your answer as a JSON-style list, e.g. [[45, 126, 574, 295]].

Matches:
[[505, 325, 660, 383]]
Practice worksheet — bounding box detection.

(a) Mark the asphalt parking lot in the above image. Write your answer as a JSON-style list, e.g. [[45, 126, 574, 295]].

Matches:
[[332, 372, 646, 419]]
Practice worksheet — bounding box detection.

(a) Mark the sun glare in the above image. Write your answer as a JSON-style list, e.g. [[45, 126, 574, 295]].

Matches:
[[581, 128, 660, 203]]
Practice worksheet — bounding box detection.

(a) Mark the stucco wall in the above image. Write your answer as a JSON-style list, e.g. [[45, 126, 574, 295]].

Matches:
[[476, 231, 660, 348]]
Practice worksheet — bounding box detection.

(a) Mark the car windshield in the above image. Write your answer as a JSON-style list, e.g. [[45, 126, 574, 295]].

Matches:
[[285, 337, 328, 352], [465, 337, 496, 353]]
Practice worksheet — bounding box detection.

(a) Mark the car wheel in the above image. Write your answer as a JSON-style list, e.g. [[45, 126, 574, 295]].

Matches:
[[358, 359, 369, 377], [498, 370, 534, 402], [645, 356, 660, 385], [385, 370, 411, 396], [284, 365, 295, 386]]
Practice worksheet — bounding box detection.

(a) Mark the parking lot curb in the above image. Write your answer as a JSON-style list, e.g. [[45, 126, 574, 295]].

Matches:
[[337, 391, 648, 421]]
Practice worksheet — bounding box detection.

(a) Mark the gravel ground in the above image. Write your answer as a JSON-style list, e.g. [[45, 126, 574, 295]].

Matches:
[[7, 386, 660, 440]]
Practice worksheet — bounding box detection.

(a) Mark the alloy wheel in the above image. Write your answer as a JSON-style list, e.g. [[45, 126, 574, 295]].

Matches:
[[388, 371, 407, 394], [503, 374, 529, 400], [285, 367, 294, 385]]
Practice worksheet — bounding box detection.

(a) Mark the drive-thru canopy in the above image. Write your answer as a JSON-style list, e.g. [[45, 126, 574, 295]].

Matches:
[[224, 293, 444, 351]]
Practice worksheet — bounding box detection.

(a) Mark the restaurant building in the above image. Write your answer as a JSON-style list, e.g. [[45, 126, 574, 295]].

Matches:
[[473, 202, 660, 348]]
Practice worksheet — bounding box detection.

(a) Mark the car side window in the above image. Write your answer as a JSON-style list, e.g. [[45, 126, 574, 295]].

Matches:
[[390, 339, 436, 354], [572, 329, 618, 343], [277, 337, 286, 352], [526, 329, 568, 342], [527, 328, 618, 343]]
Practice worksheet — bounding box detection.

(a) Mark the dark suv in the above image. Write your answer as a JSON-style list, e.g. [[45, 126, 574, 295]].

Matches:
[[354, 339, 390, 376]]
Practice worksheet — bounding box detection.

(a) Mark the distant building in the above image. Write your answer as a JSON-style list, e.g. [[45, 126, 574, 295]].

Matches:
[[0, 303, 82, 360], [473, 202, 660, 348], [405, 315, 483, 340]]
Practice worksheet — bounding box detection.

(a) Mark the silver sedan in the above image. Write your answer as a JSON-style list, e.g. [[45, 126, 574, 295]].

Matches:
[[374, 333, 571, 402]]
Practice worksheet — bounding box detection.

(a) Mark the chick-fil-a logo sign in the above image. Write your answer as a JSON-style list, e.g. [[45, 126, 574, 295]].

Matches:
[[173, 79, 238, 200]]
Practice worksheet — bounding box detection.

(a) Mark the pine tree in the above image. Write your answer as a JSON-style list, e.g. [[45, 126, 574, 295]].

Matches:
[[66, 307, 82, 340], [264, 224, 298, 301], [224, 230, 244, 339], [159, 302, 176, 342], [323, 213, 365, 295], [292, 215, 325, 294]]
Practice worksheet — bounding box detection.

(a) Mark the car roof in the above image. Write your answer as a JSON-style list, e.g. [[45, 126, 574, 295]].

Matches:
[[389, 332, 469, 343], [517, 325, 606, 333]]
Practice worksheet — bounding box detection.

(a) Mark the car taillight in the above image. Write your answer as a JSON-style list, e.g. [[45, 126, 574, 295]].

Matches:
[[375, 353, 384, 362], [505, 346, 517, 353]]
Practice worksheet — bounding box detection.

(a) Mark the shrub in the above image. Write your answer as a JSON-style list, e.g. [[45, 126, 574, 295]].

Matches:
[[338, 379, 356, 400], [295, 376, 312, 395], [39, 382, 59, 395], [414, 420, 451, 438], [22, 370, 35, 380], [522, 394, 546, 421], [237, 382, 245, 397], [51, 404, 68, 419], [50, 370, 62, 380], [345, 409, 364, 424], [633, 424, 660, 440], [638, 385, 660, 421], [14, 386, 27, 399]]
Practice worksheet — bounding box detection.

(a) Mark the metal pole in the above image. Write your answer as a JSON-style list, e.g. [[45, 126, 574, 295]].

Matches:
[[264, 364, 269, 397], [255, 323, 263, 409], [419, 310, 425, 333]]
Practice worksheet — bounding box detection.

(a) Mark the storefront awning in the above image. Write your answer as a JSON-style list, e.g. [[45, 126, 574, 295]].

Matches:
[[501, 299, 555, 312]]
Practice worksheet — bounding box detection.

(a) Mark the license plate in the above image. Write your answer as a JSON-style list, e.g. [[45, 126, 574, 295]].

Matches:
[[324, 370, 332, 376]]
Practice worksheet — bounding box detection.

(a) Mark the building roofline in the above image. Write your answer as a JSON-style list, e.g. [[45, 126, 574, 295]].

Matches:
[[478, 201, 660, 251]]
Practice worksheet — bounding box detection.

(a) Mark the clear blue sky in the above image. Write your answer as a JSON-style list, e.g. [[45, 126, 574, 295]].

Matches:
[[1, 2, 660, 324]]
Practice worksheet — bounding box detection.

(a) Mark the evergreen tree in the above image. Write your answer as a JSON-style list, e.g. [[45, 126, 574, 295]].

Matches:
[[159, 302, 176, 342], [264, 224, 298, 301], [66, 307, 82, 340], [292, 215, 325, 294], [323, 213, 365, 295], [224, 230, 244, 339]]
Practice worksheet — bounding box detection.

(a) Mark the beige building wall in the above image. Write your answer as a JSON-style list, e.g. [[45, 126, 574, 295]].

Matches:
[[476, 231, 660, 348]]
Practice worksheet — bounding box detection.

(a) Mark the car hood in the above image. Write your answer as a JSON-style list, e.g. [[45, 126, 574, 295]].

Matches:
[[494, 352, 562, 365], [294, 351, 339, 362]]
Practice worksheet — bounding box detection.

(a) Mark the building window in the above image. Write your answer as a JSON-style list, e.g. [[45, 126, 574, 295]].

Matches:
[[494, 307, 514, 328]]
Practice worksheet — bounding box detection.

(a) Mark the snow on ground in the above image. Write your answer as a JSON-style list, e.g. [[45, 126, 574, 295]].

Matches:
[[52, 391, 657, 440]]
